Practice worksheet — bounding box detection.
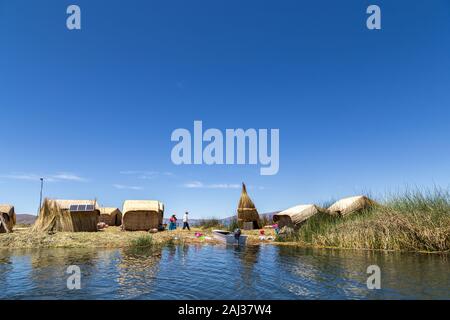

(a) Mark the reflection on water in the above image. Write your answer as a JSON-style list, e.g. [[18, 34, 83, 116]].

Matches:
[[234, 245, 260, 291], [0, 245, 449, 300], [116, 247, 162, 299]]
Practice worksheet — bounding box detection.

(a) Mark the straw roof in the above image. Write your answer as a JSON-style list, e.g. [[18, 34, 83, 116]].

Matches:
[[237, 183, 256, 210], [327, 195, 377, 217], [123, 200, 164, 215], [237, 183, 260, 228], [0, 204, 15, 223], [0, 205, 14, 215], [274, 204, 324, 228], [99, 207, 122, 226], [0, 204, 15, 233], [52, 199, 99, 210], [99, 207, 120, 215]]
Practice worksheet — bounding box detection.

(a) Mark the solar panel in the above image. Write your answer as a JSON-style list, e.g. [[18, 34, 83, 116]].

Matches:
[[68, 204, 95, 212]]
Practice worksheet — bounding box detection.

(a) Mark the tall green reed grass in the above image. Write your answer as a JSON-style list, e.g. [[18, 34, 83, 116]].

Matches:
[[281, 188, 450, 252]]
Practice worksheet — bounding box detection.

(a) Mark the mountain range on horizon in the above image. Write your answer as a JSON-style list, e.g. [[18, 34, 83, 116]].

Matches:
[[15, 212, 280, 226]]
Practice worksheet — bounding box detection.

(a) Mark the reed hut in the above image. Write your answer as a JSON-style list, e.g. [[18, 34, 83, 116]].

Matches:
[[273, 204, 324, 229], [32, 199, 100, 232], [327, 195, 377, 217], [99, 207, 122, 226], [122, 200, 164, 231], [237, 183, 260, 229], [0, 205, 16, 233]]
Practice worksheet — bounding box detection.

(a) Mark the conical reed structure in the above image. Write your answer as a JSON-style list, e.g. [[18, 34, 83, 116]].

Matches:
[[237, 183, 260, 229], [32, 198, 73, 233], [32, 198, 99, 232]]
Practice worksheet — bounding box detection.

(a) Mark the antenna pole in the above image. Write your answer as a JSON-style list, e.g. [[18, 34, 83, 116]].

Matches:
[[38, 178, 44, 215]]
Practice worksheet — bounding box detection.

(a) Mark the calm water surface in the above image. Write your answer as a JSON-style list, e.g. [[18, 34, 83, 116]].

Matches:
[[0, 245, 449, 299]]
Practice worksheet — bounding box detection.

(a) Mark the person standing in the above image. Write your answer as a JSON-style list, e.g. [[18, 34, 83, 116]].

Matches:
[[233, 228, 241, 245], [182, 211, 190, 231], [169, 214, 177, 230]]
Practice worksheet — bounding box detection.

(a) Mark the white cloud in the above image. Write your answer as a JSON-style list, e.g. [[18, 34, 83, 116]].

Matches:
[[183, 181, 265, 190], [183, 181, 241, 189], [0, 172, 86, 183], [51, 173, 87, 182], [120, 170, 152, 175], [183, 181, 203, 188], [0, 173, 42, 181], [210, 183, 241, 189], [120, 170, 174, 179], [113, 184, 143, 190]]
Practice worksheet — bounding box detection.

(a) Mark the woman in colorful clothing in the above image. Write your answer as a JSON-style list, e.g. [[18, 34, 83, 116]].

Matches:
[[169, 214, 177, 230]]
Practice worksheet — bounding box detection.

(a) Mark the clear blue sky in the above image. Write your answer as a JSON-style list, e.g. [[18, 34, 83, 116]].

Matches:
[[1, 0, 450, 218]]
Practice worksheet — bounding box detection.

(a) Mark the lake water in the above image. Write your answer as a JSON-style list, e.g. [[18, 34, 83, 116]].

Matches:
[[0, 244, 449, 299]]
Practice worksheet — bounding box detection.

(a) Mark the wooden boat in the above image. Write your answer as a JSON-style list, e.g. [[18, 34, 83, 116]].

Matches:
[[212, 230, 247, 246]]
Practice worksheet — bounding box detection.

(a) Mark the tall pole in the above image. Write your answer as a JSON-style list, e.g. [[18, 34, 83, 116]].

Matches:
[[38, 177, 44, 215]]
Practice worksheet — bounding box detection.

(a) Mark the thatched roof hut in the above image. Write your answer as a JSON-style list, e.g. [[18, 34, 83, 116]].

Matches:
[[0, 205, 15, 233], [99, 207, 122, 226], [237, 183, 260, 229], [273, 204, 324, 229], [32, 199, 100, 232], [122, 200, 164, 231], [327, 195, 377, 217]]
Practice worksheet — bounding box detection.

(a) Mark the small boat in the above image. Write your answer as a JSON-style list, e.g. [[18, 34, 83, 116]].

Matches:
[[212, 230, 247, 246]]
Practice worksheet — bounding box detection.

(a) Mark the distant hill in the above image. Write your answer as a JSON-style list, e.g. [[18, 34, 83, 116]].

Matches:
[[163, 212, 279, 227], [258, 211, 280, 221], [163, 218, 203, 226], [15, 214, 37, 225], [15, 212, 280, 227], [221, 211, 280, 225]]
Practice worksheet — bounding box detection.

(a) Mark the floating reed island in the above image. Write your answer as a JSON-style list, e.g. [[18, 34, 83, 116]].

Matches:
[[1, 188, 450, 253], [276, 191, 450, 253]]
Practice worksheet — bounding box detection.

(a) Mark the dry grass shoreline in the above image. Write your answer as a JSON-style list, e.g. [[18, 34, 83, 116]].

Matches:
[[0, 226, 276, 249], [1, 226, 449, 254], [284, 190, 450, 253], [1, 226, 448, 254]]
